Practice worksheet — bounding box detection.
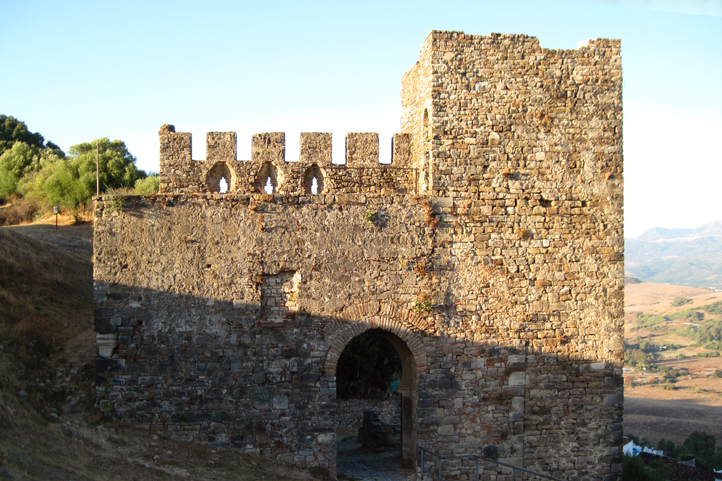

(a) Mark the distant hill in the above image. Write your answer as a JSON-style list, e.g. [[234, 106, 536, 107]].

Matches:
[[626, 220, 722, 290]]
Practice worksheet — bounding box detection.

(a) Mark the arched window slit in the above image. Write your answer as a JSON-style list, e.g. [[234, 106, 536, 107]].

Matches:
[[255, 162, 278, 194], [303, 165, 324, 195]]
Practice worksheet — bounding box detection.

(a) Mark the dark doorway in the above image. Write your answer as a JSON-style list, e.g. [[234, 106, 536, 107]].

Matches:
[[335, 329, 417, 480]]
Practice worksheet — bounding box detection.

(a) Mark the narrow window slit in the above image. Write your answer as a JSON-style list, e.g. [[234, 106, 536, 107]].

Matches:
[[303, 164, 324, 195], [255, 162, 278, 194]]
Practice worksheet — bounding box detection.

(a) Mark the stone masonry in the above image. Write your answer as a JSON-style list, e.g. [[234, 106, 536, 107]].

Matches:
[[93, 31, 623, 480]]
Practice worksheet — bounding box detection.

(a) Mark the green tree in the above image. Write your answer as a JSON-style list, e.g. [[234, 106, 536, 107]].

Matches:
[[134, 175, 159, 195], [0, 142, 41, 199], [0, 116, 65, 201], [682, 431, 717, 468], [67, 137, 145, 193], [623, 454, 667, 481], [697, 320, 722, 344], [0, 115, 63, 156], [657, 438, 678, 457], [22, 138, 145, 213]]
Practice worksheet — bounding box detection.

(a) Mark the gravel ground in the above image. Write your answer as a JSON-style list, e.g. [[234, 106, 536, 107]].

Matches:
[[336, 435, 416, 481]]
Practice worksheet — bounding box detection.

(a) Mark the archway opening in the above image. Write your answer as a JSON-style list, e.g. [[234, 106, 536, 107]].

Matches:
[[255, 161, 278, 194], [335, 328, 417, 479], [206, 162, 233, 194], [303, 164, 324, 195]]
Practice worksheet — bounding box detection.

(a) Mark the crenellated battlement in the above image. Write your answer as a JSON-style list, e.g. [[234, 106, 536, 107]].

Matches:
[[159, 126, 415, 195]]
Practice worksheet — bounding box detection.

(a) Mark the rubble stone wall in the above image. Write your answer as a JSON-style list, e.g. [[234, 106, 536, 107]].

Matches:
[[94, 30, 623, 481]]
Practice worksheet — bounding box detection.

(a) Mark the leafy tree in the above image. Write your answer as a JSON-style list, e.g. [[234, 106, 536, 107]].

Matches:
[[623, 454, 667, 481], [624, 342, 658, 369], [134, 175, 159, 195], [682, 431, 717, 468], [697, 320, 722, 344], [0, 117, 65, 201], [657, 438, 678, 457], [23, 137, 145, 212], [658, 366, 679, 382], [67, 137, 145, 193], [669, 309, 704, 321], [0, 115, 63, 157], [0, 142, 41, 199]]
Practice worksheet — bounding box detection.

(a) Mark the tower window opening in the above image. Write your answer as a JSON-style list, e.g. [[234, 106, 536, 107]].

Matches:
[[206, 162, 232, 194], [255, 162, 278, 194], [303, 164, 324, 195]]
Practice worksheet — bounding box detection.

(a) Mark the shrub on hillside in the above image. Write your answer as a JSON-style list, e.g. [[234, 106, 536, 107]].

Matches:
[[669, 309, 704, 321], [700, 301, 722, 316], [632, 313, 670, 332], [696, 351, 720, 357], [672, 297, 692, 306]]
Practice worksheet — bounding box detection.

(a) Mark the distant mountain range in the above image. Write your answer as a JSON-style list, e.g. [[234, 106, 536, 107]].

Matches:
[[626, 220, 722, 290]]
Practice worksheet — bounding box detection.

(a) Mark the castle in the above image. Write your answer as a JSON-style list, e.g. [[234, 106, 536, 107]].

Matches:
[[94, 31, 624, 480]]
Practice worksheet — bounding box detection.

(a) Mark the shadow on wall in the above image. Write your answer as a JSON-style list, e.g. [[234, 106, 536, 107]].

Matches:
[[94, 282, 623, 479]]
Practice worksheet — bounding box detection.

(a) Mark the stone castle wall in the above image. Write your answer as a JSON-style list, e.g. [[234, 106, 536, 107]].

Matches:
[[94, 30, 623, 481]]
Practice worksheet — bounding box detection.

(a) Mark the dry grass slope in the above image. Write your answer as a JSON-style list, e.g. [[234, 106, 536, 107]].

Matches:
[[0, 225, 330, 481], [0, 228, 92, 354], [625, 282, 722, 445]]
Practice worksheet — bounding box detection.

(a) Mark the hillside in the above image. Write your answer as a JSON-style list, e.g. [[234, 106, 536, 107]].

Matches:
[[626, 220, 722, 290], [0, 222, 327, 481], [624, 281, 722, 445]]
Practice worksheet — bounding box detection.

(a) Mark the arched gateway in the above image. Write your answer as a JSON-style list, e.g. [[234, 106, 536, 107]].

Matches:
[[326, 319, 426, 468]]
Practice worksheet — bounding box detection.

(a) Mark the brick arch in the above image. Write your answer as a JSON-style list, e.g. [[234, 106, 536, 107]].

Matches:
[[324, 303, 428, 378], [326, 302, 426, 468]]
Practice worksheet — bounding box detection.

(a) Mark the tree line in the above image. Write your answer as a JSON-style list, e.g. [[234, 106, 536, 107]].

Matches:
[[0, 115, 158, 222]]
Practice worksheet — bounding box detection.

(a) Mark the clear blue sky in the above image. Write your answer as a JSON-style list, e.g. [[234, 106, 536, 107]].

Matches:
[[1, 0, 721, 237]]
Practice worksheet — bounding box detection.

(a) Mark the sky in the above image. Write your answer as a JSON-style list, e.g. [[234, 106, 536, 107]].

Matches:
[[1, 0, 721, 238]]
